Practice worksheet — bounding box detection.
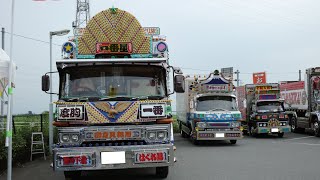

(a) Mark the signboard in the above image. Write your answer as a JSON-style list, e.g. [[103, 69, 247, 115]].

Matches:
[[143, 27, 160, 35], [96, 42, 133, 54], [253, 72, 266, 84], [255, 86, 272, 91], [221, 67, 233, 80], [205, 84, 228, 91]]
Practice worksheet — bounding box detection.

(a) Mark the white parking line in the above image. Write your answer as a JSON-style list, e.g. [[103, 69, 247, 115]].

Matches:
[[283, 136, 314, 141], [291, 142, 320, 146]]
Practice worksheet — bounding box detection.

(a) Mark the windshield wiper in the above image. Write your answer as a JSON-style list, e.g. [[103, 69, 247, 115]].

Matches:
[[137, 95, 164, 100], [210, 108, 228, 111], [99, 96, 135, 101]]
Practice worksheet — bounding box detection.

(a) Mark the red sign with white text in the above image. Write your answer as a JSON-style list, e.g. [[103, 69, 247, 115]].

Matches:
[[253, 72, 267, 84]]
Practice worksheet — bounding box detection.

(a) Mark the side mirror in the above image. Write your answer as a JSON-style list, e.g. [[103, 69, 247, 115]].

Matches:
[[42, 75, 50, 92], [174, 75, 185, 93], [252, 105, 256, 112]]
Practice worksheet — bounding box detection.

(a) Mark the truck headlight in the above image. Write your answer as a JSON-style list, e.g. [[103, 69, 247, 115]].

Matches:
[[231, 122, 240, 128], [147, 132, 156, 140], [61, 134, 70, 142], [71, 134, 79, 142], [197, 122, 206, 128], [157, 131, 167, 140]]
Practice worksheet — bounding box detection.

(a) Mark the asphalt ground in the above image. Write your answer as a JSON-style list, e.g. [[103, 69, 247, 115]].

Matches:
[[1, 132, 320, 180]]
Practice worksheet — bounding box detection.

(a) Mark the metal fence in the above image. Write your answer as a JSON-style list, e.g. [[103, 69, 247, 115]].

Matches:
[[0, 114, 49, 134]]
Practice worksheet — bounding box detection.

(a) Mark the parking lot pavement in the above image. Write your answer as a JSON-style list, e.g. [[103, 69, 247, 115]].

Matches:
[[2, 132, 320, 180]]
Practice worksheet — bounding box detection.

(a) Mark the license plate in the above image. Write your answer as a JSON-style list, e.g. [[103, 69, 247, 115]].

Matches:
[[271, 128, 279, 133], [199, 133, 214, 138], [60, 155, 92, 167], [216, 133, 225, 138], [134, 151, 167, 163], [101, 151, 126, 165]]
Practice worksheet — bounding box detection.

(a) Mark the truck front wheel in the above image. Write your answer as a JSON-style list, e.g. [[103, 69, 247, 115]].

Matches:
[[64, 171, 81, 180], [156, 166, 169, 178], [230, 140, 237, 144], [278, 132, 284, 138], [179, 122, 188, 138], [313, 121, 320, 137]]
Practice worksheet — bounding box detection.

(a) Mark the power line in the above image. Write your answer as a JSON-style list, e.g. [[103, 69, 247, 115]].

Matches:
[[3, 31, 61, 46]]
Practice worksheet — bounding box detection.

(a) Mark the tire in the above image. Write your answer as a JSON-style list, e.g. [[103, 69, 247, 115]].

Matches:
[[156, 166, 169, 178], [291, 117, 298, 133], [179, 122, 188, 138], [313, 121, 320, 137], [192, 138, 199, 145], [64, 171, 81, 180], [278, 132, 284, 138], [248, 125, 256, 137], [230, 140, 237, 144]]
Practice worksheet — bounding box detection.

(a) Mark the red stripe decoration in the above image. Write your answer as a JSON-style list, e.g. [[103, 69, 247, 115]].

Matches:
[[136, 37, 148, 53], [92, 17, 110, 42], [130, 27, 141, 44], [102, 10, 114, 28], [117, 16, 135, 42], [86, 26, 99, 43], [79, 37, 94, 54], [114, 11, 126, 28]]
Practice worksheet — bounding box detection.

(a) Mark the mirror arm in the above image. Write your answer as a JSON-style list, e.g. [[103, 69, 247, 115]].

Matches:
[[168, 66, 175, 96], [44, 71, 60, 96]]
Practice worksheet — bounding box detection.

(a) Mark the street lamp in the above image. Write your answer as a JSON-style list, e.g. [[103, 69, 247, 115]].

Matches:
[[49, 29, 70, 154]]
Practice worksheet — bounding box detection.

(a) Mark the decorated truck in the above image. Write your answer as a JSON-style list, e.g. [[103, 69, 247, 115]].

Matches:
[[240, 83, 290, 137], [280, 67, 320, 136], [41, 7, 184, 179], [176, 70, 243, 145]]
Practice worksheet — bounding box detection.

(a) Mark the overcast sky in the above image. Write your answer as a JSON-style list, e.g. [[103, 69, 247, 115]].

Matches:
[[1, 0, 320, 114]]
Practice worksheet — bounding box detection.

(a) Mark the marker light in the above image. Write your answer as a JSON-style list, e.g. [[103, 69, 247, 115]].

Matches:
[[157, 42, 167, 52]]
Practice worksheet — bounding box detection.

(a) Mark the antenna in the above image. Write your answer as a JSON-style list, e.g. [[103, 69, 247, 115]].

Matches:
[[73, 0, 90, 36]]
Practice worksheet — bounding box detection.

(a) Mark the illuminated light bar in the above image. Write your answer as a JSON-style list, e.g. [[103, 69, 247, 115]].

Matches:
[[279, 114, 285, 119], [262, 115, 268, 119], [96, 42, 132, 54], [255, 86, 272, 91]]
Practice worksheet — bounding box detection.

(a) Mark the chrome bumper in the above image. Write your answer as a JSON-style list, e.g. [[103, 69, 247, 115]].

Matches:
[[196, 130, 243, 141], [256, 126, 290, 134], [53, 144, 174, 171]]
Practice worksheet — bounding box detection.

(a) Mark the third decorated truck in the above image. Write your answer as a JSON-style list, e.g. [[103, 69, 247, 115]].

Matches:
[[239, 83, 290, 137]]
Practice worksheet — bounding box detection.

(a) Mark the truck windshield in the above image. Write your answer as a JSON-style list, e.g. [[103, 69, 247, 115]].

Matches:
[[60, 65, 166, 100], [196, 96, 238, 111], [256, 101, 284, 113]]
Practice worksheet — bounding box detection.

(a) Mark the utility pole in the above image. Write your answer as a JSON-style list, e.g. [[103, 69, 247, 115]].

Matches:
[[1, 28, 4, 50], [299, 70, 301, 81], [0, 27, 5, 129], [234, 70, 240, 87]]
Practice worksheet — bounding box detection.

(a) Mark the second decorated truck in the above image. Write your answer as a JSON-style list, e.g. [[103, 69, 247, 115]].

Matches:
[[176, 70, 243, 145]]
